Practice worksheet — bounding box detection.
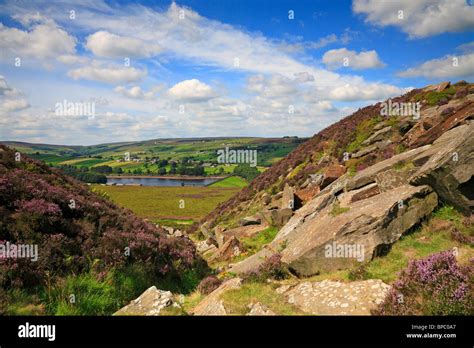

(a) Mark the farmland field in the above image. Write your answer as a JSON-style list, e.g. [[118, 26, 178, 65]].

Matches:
[[92, 184, 239, 225]]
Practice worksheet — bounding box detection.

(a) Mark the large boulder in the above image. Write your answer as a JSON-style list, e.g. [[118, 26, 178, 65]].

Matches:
[[280, 183, 295, 210], [410, 122, 474, 213], [231, 185, 437, 277], [362, 126, 392, 146], [321, 164, 346, 188], [192, 278, 242, 315], [279, 185, 437, 276], [114, 286, 174, 316]]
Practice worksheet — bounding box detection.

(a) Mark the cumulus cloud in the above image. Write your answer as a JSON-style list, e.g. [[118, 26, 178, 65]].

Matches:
[[353, 0, 474, 38], [323, 48, 385, 70], [0, 20, 76, 62], [398, 53, 474, 78], [168, 79, 217, 102], [327, 83, 411, 101], [0, 76, 30, 113], [68, 64, 147, 84], [114, 85, 163, 99], [85, 30, 162, 58]]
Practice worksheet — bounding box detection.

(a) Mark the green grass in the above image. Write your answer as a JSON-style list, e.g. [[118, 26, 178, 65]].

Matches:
[[221, 283, 303, 315], [330, 201, 350, 216], [209, 176, 248, 188], [241, 226, 279, 255], [345, 117, 381, 153], [92, 185, 240, 222], [361, 206, 473, 283], [424, 86, 456, 106]]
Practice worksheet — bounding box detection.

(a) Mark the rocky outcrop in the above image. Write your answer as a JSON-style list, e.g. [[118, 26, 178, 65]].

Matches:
[[362, 126, 392, 146], [247, 302, 276, 316], [283, 279, 391, 315], [281, 183, 295, 210], [114, 286, 174, 316], [410, 122, 474, 213], [192, 278, 242, 315]]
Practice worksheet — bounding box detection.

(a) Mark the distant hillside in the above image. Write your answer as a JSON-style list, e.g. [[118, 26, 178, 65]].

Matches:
[[1, 137, 306, 177]]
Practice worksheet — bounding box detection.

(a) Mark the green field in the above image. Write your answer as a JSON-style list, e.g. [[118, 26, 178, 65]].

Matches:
[[4, 137, 304, 175], [92, 185, 239, 224], [209, 176, 248, 188]]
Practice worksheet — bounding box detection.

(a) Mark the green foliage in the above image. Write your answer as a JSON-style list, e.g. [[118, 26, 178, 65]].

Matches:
[[346, 117, 381, 153], [433, 205, 463, 223], [209, 176, 248, 188], [221, 283, 302, 315], [330, 201, 350, 216], [241, 227, 279, 255], [233, 163, 260, 181], [425, 87, 456, 106]]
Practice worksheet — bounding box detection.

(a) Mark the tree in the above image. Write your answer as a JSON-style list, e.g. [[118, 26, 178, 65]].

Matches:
[[233, 164, 260, 181]]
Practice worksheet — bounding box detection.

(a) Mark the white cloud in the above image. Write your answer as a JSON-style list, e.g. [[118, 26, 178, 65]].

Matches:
[[2, 98, 29, 112], [168, 79, 217, 102], [398, 53, 474, 78], [328, 83, 411, 101], [68, 64, 147, 84], [0, 76, 30, 113], [114, 85, 163, 99], [323, 48, 385, 70], [0, 20, 76, 62], [353, 0, 474, 38], [85, 30, 162, 58]]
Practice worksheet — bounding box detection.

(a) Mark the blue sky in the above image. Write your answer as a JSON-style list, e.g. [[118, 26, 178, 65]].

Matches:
[[0, 0, 473, 145]]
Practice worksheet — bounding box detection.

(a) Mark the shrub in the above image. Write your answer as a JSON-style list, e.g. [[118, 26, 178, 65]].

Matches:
[[243, 254, 289, 282], [197, 276, 222, 295], [373, 251, 473, 315]]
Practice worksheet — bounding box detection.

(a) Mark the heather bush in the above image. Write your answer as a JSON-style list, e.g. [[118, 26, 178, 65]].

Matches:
[[0, 145, 201, 299], [197, 275, 222, 295], [373, 251, 473, 315], [243, 254, 289, 282]]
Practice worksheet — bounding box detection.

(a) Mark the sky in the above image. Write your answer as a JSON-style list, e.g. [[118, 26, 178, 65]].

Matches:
[[0, 0, 473, 145]]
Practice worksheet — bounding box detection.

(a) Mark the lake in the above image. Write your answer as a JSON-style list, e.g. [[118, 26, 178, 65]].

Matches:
[[106, 177, 219, 187]]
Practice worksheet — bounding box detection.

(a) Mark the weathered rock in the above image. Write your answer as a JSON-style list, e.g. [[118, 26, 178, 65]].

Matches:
[[321, 164, 346, 188], [192, 278, 242, 315], [239, 215, 262, 226], [114, 286, 173, 316], [262, 193, 271, 205], [271, 208, 293, 226], [285, 279, 390, 315], [200, 221, 213, 240], [281, 183, 295, 210], [209, 236, 242, 262], [230, 192, 335, 275], [362, 126, 392, 146], [280, 185, 437, 276], [214, 226, 227, 248], [309, 173, 324, 186], [345, 145, 432, 191], [247, 302, 276, 316], [337, 183, 380, 207], [410, 122, 474, 213], [408, 101, 473, 148], [197, 240, 217, 254], [296, 185, 320, 202], [222, 223, 269, 240], [375, 169, 416, 192], [351, 145, 377, 159]]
